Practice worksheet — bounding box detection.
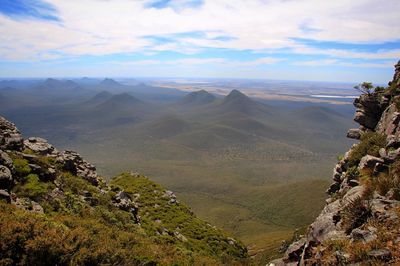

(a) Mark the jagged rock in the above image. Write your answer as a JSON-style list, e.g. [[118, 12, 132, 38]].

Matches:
[[347, 128, 362, 139], [353, 92, 387, 130], [368, 249, 391, 261], [0, 151, 14, 172], [0, 165, 12, 189], [23, 137, 57, 155], [0, 189, 10, 203], [113, 191, 133, 211], [376, 104, 400, 136], [0, 116, 24, 151], [284, 238, 306, 262], [308, 186, 365, 244], [358, 155, 384, 171], [57, 150, 101, 186], [350, 228, 377, 243]]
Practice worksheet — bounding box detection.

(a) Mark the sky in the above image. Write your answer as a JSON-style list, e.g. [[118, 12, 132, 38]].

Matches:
[[0, 0, 399, 83]]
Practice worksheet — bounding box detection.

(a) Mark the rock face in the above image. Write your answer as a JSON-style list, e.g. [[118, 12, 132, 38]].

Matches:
[[273, 60, 400, 265]]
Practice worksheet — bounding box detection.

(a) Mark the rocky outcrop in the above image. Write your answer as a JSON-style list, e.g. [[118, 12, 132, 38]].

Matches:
[[24, 137, 58, 155], [271, 60, 400, 265], [56, 150, 102, 186], [0, 116, 24, 151], [0, 115, 105, 213]]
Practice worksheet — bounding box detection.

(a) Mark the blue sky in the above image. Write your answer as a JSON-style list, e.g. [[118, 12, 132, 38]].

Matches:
[[0, 0, 399, 83]]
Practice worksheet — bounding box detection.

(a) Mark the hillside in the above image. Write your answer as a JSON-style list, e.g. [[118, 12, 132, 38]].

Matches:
[[0, 117, 248, 265], [271, 61, 400, 265]]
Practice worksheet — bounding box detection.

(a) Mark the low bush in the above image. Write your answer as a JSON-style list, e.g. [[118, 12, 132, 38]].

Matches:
[[348, 132, 386, 167], [341, 197, 372, 234], [13, 174, 53, 201]]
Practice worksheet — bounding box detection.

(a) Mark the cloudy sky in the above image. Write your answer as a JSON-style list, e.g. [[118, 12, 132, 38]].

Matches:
[[0, 0, 399, 82]]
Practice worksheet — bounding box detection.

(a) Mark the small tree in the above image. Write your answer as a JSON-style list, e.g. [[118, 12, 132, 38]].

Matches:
[[354, 82, 374, 95]]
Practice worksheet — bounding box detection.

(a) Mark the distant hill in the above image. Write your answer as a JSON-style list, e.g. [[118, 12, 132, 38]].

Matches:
[[41, 78, 80, 90], [209, 89, 273, 117], [96, 92, 142, 109], [99, 78, 124, 87], [179, 90, 217, 105], [85, 91, 113, 105]]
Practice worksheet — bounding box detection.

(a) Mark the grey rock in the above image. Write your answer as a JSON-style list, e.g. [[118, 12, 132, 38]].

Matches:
[[0, 165, 12, 189], [376, 104, 400, 136], [12, 197, 44, 214], [24, 137, 57, 155], [358, 155, 384, 171], [285, 238, 306, 262], [308, 186, 364, 243], [350, 228, 377, 243], [57, 150, 101, 186], [368, 249, 391, 261], [347, 128, 362, 139], [0, 116, 24, 151], [0, 151, 14, 171]]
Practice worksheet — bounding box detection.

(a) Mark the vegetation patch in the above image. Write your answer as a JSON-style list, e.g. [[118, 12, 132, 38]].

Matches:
[[348, 132, 386, 167]]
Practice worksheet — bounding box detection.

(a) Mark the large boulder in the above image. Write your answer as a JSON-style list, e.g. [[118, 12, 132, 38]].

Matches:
[[0, 116, 24, 151], [23, 137, 57, 155]]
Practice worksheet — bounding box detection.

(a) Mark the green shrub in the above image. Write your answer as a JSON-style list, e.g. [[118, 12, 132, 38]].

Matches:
[[13, 174, 53, 200], [12, 158, 31, 176], [348, 132, 386, 167]]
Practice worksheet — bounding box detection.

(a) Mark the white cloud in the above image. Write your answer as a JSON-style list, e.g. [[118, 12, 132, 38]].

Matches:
[[0, 0, 399, 61], [294, 59, 394, 68], [110, 57, 283, 66]]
